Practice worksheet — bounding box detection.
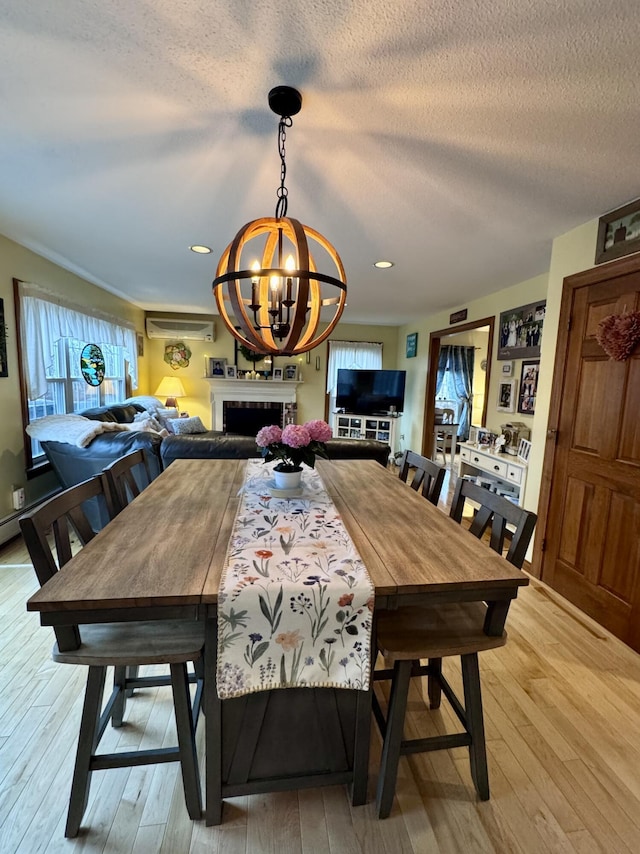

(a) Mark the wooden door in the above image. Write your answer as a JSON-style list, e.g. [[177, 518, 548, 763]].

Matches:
[[540, 257, 640, 651]]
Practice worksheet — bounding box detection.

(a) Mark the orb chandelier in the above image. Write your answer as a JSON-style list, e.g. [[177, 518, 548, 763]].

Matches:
[[212, 86, 347, 356]]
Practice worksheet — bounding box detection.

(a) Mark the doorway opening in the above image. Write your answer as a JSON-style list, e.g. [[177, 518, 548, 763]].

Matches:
[[421, 316, 495, 460]]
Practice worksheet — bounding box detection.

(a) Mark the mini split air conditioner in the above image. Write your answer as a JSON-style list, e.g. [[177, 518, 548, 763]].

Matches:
[[145, 316, 215, 341]]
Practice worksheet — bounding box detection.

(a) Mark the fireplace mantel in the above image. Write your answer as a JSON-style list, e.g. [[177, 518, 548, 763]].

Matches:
[[205, 378, 301, 430]]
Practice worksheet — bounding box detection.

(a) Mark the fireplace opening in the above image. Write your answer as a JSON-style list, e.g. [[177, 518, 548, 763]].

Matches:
[[224, 401, 284, 436]]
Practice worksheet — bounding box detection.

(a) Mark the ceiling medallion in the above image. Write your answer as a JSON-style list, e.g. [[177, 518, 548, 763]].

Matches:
[[212, 86, 347, 356]]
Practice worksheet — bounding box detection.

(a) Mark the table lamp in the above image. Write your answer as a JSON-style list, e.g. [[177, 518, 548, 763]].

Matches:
[[154, 376, 186, 408]]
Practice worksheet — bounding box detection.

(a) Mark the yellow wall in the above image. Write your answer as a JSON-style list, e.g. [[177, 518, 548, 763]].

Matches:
[[144, 322, 399, 428], [0, 234, 146, 518], [0, 214, 606, 530]]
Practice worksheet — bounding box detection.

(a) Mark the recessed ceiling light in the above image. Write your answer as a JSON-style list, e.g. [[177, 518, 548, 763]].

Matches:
[[374, 260, 394, 269], [189, 244, 212, 254]]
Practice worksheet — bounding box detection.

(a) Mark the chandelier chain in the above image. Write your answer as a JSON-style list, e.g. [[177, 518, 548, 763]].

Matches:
[[275, 116, 293, 219]]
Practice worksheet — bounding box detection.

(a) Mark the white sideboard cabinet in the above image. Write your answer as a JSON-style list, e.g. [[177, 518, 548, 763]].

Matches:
[[458, 442, 528, 506]]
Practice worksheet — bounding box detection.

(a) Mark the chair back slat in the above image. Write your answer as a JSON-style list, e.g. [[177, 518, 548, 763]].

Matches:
[[450, 477, 537, 569], [399, 450, 446, 506], [102, 449, 153, 514]]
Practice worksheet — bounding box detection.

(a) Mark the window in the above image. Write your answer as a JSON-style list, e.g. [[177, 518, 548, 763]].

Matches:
[[14, 279, 137, 470], [326, 340, 383, 414]]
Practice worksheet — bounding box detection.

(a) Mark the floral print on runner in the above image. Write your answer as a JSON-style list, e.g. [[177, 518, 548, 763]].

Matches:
[[216, 459, 374, 699]]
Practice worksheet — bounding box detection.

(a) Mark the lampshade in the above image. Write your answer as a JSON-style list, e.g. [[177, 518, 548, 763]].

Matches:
[[212, 86, 347, 357], [154, 376, 186, 408]]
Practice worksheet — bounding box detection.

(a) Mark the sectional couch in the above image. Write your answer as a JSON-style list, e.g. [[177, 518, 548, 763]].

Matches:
[[41, 402, 391, 523]]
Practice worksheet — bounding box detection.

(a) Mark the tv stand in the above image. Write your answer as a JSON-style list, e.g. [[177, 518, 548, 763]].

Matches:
[[333, 413, 399, 455]]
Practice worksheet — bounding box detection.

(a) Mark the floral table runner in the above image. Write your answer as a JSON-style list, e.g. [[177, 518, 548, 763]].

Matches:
[[216, 459, 374, 699]]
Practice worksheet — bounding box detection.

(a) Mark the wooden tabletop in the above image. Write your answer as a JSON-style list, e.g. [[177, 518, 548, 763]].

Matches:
[[317, 460, 527, 597], [27, 459, 244, 613], [27, 458, 527, 615]]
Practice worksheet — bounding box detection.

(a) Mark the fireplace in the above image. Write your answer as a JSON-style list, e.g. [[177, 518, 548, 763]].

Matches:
[[205, 378, 299, 431], [224, 401, 284, 436]]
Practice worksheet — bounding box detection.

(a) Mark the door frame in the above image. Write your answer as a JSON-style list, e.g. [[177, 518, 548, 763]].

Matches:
[[532, 251, 640, 579], [421, 316, 495, 459]]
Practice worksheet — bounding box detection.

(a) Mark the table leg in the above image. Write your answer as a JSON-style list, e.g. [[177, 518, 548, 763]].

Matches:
[[205, 613, 223, 826], [350, 684, 371, 805], [484, 599, 511, 636]]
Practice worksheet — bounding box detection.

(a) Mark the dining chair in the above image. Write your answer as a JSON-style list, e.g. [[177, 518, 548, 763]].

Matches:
[[102, 448, 155, 514], [20, 476, 204, 837], [103, 449, 203, 698], [434, 407, 456, 463], [372, 478, 537, 818], [398, 449, 445, 506]]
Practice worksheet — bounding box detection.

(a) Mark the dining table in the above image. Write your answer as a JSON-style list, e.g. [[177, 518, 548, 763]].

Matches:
[[27, 457, 528, 825]]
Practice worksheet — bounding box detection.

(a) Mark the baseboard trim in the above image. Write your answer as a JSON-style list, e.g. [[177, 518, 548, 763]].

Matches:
[[0, 489, 61, 547]]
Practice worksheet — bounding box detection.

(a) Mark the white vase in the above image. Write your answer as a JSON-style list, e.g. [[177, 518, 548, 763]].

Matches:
[[273, 467, 303, 490]]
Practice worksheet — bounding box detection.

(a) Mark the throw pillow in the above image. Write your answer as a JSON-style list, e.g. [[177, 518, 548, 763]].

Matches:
[[154, 407, 179, 430], [167, 415, 208, 435], [124, 395, 164, 414]]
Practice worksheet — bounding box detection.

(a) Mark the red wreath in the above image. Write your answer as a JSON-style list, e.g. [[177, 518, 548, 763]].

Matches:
[[595, 311, 640, 361]]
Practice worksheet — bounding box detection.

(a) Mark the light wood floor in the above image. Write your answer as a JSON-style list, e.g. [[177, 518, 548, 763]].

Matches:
[[2, 525, 640, 853]]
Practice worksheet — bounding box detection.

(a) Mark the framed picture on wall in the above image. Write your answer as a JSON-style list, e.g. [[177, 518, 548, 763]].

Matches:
[[497, 379, 517, 413], [284, 364, 298, 381], [273, 368, 283, 381], [0, 298, 7, 378], [595, 198, 640, 264], [207, 357, 227, 377], [497, 301, 546, 359], [518, 359, 540, 414], [406, 332, 418, 358]]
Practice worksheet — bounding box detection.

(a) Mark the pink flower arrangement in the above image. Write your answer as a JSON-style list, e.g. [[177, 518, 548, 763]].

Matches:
[[256, 420, 333, 471], [304, 419, 333, 443]]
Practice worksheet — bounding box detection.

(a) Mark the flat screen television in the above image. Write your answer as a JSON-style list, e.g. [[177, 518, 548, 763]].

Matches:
[[336, 369, 406, 415]]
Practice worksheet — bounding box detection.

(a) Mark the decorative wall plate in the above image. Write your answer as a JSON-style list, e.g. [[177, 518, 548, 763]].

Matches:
[[164, 342, 191, 369], [80, 344, 105, 386]]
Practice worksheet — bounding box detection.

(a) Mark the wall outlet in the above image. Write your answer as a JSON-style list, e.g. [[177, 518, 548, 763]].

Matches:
[[12, 487, 25, 511]]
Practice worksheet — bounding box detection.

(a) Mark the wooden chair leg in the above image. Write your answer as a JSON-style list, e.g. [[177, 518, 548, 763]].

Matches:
[[376, 660, 412, 819], [427, 657, 442, 709], [112, 666, 127, 727], [461, 653, 490, 800], [170, 662, 202, 820], [65, 665, 107, 838]]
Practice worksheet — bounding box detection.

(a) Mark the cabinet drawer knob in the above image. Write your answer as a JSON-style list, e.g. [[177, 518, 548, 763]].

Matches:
[[473, 456, 479, 462], [494, 465, 500, 471]]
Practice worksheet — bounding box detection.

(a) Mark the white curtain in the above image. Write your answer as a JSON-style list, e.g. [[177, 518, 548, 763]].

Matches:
[[18, 281, 138, 399], [326, 341, 383, 395]]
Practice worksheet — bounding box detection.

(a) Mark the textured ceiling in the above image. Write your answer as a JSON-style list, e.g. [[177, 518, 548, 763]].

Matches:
[[0, 0, 639, 325]]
